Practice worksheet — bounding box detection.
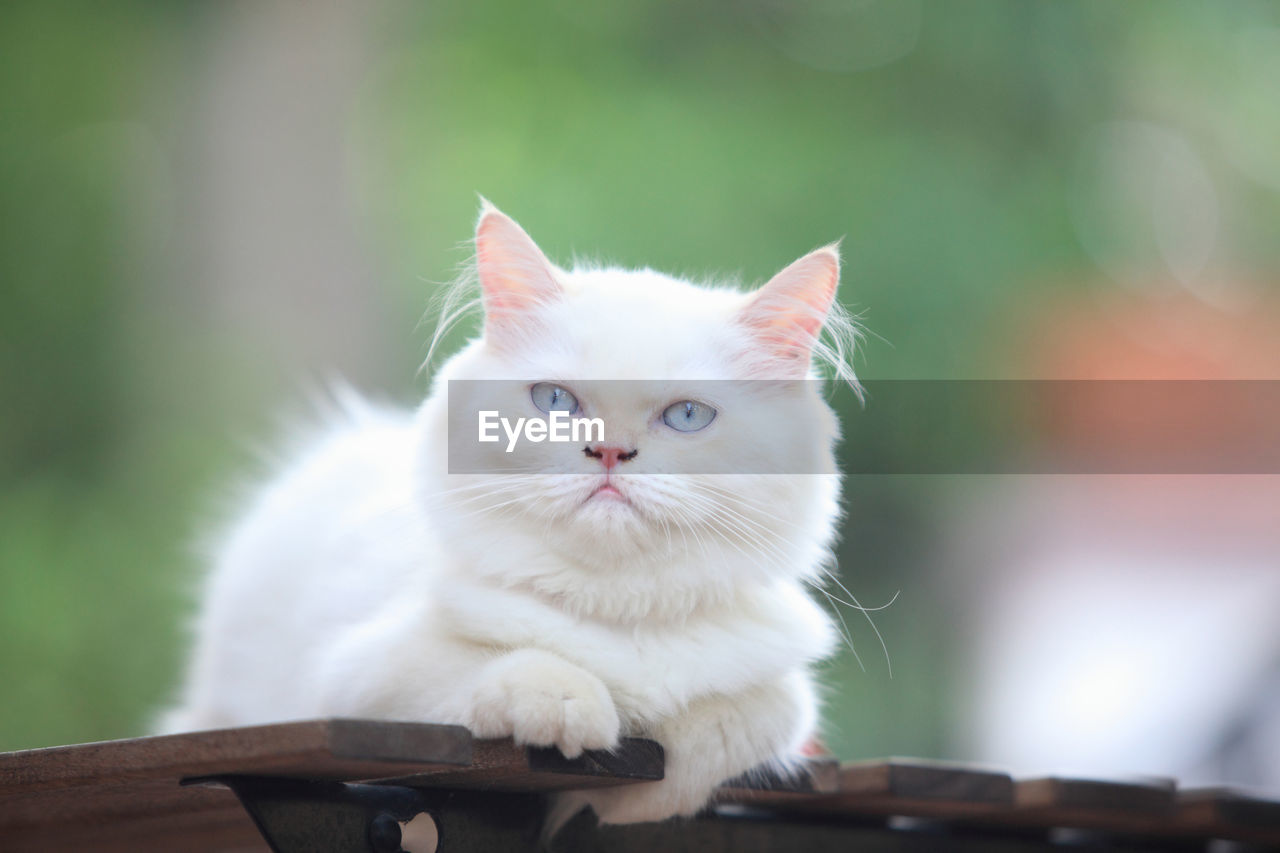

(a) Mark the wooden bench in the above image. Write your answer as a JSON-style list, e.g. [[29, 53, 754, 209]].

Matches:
[[2, 719, 1277, 851]]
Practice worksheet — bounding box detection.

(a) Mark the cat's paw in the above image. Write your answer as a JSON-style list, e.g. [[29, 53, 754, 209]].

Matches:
[[467, 649, 620, 759]]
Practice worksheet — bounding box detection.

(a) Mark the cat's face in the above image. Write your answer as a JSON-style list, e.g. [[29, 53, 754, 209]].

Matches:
[[433, 204, 844, 571]]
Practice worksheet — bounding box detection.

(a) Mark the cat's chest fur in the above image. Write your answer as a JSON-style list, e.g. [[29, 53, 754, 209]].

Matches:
[[432, 576, 834, 725]]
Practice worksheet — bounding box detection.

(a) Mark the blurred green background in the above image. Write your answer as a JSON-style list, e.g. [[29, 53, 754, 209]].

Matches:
[[3, 0, 1279, 764]]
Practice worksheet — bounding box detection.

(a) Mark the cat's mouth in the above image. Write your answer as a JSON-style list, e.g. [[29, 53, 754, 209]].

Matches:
[[589, 483, 628, 502]]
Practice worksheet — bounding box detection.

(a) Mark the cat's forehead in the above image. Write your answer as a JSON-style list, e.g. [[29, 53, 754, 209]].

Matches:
[[564, 267, 742, 313], [534, 267, 750, 379]]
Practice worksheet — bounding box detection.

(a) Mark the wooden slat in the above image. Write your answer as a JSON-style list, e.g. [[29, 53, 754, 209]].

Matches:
[[0, 802, 268, 853], [0, 718, 472, 797], [0, 718, 473, 850], [1016, 776, 1175, 812], [985, 776, 1177, 835], [717, 758, 841, 806], [373, 736, 664, 791], [1171, 787, 1280, 845], [739, 757, 1015, 820], [837, 758, 1014, 816], [0, 719, 662, 853]]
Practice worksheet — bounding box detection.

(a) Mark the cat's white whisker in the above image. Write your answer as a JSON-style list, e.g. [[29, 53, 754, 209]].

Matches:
[[678, 483, 884, 669], [825, 572, 895, 678]]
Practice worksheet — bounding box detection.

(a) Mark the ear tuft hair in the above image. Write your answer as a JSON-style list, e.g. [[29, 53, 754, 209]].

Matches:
[[738, 244, 862, 393]]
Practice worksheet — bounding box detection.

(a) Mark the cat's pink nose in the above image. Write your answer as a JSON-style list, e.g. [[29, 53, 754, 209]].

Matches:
[[584, 444, 638, 470]]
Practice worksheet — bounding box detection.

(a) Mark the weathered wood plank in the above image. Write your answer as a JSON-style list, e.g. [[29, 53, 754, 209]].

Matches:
[[0, 802, 267, 853], [716, 758, 841, 806], [0, 719, 475, 851], [1015, 776, 1175, 813], [981, 776, 1178, 835], [1171, 787, 1280, 845], [0, 719, 660, 852], [732, 757, 1015, 820], [0, 718, 472, 797], [372, 736, 664, 791]]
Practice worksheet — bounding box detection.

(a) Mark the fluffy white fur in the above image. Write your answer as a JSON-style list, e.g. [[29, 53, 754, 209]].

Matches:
[[161, 203, 850, 827]]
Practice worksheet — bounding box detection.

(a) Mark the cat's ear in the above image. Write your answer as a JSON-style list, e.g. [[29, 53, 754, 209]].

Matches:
[[475, 201, 562, 347], [737, 244, 840, 374]]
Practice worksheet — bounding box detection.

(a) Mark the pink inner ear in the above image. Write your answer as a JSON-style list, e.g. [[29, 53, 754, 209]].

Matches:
[[740, 248, 839, 362], [475, 207, 562, 342]]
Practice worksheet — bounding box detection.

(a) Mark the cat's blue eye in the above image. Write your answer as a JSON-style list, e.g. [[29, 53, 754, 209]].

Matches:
[[662, 400, 716, 432], [530, 382, 580, 414]]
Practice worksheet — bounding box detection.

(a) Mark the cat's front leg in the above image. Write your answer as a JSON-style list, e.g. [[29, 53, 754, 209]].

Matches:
[[462, 648, 622, 759], [313, 608, 619, 759], [551, 670, 816, 829]]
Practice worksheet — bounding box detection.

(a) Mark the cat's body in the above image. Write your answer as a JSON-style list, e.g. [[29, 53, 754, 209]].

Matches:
[[163, 204, 851, 825]]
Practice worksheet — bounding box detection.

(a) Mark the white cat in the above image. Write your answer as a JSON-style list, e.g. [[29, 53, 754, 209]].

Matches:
[[161, 202, 855, 827]]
